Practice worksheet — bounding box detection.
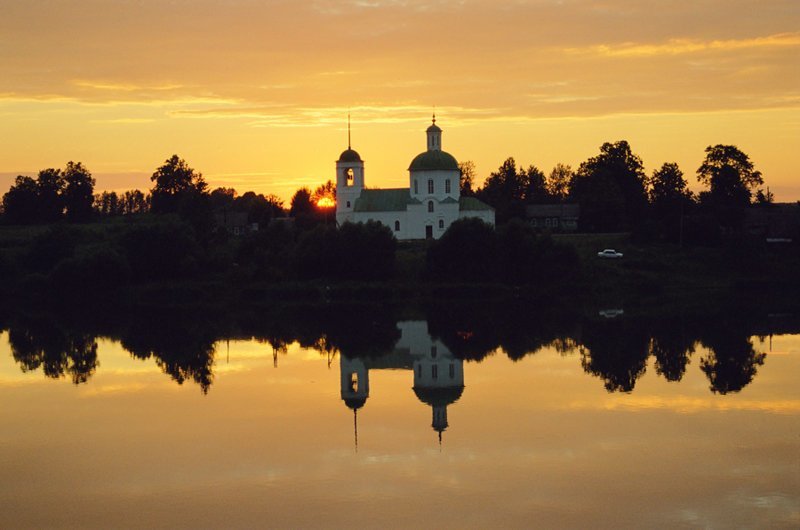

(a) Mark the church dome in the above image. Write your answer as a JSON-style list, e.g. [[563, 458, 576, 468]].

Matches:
[[413, 385, 464, 407], [426, 122, 442, 133], [408, 150, 459, 171], [338, 148, 362, 163]]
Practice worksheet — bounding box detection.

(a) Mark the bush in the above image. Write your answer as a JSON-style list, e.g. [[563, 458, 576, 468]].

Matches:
[[50, 247, 131, 297], [23, 225, 79, 274], [426, 218, 498, 282], [119, 221, 201, 281]]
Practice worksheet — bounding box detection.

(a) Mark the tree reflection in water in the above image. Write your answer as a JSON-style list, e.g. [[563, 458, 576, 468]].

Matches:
[[8, 317, 98, 384], [0, 301, 789, 395]]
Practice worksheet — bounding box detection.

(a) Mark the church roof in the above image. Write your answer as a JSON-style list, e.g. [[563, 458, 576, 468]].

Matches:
[[353, 188, 419, 212], [408, 150, 459, 172], [338, 148, 362, 163], [459, 196, 494, 211], [413, 385, 464, 407]]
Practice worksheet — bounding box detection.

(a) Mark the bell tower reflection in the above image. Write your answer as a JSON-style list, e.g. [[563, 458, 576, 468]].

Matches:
[[338, 321, 464, 447]]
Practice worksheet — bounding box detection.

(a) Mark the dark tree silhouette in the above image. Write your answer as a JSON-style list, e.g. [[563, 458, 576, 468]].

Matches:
[[2, 175, 40, 224], [580, 318, 650, 392], [699, 329, 766, 394], [458, 160, 477, 197], [547, 163, 573, 203], [62, 161, 96, 222], [150, 155, 208, 214], [477, 158, 549, 223], [426, 217, 497, 282], [650, 162, 693, 212], [9, 322, 98, 384], [697, 145, 763, 205], [36, 168, 66, 223], [569, 141, 647, 231]]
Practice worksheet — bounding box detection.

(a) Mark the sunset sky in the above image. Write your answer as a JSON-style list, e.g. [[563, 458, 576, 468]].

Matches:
[[1, 0, 798, 203]]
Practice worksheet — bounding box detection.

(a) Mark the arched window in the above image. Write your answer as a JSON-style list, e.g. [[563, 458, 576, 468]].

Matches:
[[445, 179, 451, 194], [427, 179, 434, 194], [346, 200, 351, 208], [428, 201, 434, 213], [394, 220, 400, 231], [414, 179, 418, 194], [345, 168, 354, 186], [438, 219, 444, 229]]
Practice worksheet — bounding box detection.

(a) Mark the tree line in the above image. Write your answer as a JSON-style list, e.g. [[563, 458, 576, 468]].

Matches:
[[461, 142, 772, 239], [2, 142, 770, 236]]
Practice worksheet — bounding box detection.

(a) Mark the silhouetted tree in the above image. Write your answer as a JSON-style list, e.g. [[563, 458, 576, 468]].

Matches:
[[2, 175, 40, 224], [36, 168, 66, 222], [699, 327, 766, 394], [121, 189, 149, 214], [62, 161, 95, 222], [426, 218, 497, 282], [9, 321, 98, 384], [649, 162, 694, 242], [547, 163, 573, 202], [150, 155, 208, 214], [697, 145, 763, 206], [458, 160, 477, 197], [478, 158, 548, 223], [569, 141, 647, 231], [580, 318, 650, 392], [311, 180, 336, 205], [289, 187, 318, 230]]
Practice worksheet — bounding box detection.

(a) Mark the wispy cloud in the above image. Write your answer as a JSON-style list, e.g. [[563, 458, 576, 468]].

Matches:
[[568, 32, 800, 58]]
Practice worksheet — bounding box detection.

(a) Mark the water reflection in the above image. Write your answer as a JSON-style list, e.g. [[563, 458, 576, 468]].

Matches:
[[341, 321, 464, 447], [1, 302, 795, 396]]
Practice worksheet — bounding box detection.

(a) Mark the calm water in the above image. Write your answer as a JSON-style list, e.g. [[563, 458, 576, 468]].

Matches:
[[0, 305, 798, 529]]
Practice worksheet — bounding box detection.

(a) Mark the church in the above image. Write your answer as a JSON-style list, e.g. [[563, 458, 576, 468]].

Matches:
[[335, 117, 495, 240]]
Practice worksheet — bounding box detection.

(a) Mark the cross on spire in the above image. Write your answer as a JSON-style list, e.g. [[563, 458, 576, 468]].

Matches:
[[348, 112, 351, 149]]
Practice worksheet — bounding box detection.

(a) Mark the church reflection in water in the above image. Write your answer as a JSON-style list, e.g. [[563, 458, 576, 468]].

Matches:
[[340, 321, 464, 446]]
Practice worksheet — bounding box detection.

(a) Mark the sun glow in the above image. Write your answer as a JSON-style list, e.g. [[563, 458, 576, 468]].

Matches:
[[316, 197, 335, 208]]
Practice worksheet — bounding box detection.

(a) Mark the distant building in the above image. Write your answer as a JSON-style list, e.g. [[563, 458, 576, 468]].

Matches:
[[744, 203, 800, 241], [214, 211, 257, 236], [335, 117, 494, 240], [526, 203, 580, 232]]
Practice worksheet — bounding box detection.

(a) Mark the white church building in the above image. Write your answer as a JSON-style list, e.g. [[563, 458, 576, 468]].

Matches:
[[335, 117, 495, 240]]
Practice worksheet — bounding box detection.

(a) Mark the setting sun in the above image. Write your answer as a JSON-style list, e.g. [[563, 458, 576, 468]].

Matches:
[[316, 197, 335, 209]]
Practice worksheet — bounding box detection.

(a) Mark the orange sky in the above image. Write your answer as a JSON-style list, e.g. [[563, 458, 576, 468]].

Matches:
[[1, 0, 798, 203]]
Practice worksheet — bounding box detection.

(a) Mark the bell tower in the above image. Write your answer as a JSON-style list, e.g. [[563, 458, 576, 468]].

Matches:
[[335, 115, 365, 225]]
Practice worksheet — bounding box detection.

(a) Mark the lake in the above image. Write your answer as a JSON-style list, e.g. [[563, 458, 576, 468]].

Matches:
[[0, 302, 798, 528]]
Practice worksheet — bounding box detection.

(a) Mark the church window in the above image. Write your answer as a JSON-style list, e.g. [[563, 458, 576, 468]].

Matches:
[[427, 179, 434, 194], [345, 168, 354, 187], [414, 179, 418, 194], [431, 345, 437, 358], [449, 363, 455, 379], [349, 372, 359, 393], [428, 201, 434, 213], [432, 364, 438, 380], [438, 219, 444, 230], [346, 200, 351, 208], [394, 220, 400, 231], [445, 179, 451, 193]]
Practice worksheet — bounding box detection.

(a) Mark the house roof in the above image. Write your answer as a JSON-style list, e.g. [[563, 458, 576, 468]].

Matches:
[[353, 188, 419, 212], [408, 150, 459, 171], [459, 196, 494, 212]]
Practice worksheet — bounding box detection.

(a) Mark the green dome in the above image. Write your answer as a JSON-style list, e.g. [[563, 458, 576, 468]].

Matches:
[[338, 148, 362, 163], [408, 150, 459, 171], [413, 385, 464, 407]]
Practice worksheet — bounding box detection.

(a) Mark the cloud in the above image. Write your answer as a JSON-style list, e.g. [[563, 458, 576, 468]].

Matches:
[[568, 32, 800, 58]]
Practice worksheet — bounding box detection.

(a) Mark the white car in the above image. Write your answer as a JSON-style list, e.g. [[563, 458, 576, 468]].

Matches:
[[597, 248, 623, 258]]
